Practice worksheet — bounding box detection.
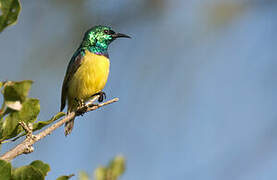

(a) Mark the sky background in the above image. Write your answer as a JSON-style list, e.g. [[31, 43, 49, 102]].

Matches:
[[1, 0, 277, 179]]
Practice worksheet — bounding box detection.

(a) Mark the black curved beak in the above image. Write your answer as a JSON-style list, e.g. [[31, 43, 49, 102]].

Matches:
[[112, 33, 131, 39]]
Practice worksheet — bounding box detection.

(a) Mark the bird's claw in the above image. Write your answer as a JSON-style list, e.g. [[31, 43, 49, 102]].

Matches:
[[98, 92, 106, 102], [90, 91, 106, 103]]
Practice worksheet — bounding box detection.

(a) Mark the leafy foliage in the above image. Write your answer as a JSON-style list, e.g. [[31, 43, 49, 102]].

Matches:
[[0, 81, 65, 143], [29, 160, 50, 177], [0, 81, 125, 179], [0, 98, 40, 141], [0, 0, 21, 32], [2, 81, 32, 104], [0, 81, 40, 142], [12, 165, 45, 180], [12, 112, 65, 141], [0, 160, 11, 179], [0, 160, 50, 180], [79, 172, 89, 180], [12, 160, 51, 180], [32, 112, 65, 132], [79, 156, 125, 180], [0, 80, 33, 116]]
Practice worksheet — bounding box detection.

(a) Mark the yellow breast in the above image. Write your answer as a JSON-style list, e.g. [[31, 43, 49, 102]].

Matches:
[[67, 50, 110, 104]]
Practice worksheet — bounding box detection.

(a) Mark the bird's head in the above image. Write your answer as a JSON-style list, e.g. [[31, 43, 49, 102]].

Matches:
[[81, 25, 130, 55]]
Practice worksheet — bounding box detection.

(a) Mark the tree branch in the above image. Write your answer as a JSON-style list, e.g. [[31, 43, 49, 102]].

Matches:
[[0, 97, 119, 162]]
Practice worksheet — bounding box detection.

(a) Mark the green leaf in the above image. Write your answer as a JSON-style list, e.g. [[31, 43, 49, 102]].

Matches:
[[33, 112, 65, 131], [5, 101, 22, 111], [0, 82, 2, 89], [0, 160, 11, 180], [56, 174, 74, 180], [1, 80, 33, 112], [2, 80, 33, 104], [9, 161, 50, 180], [0, 0, 21, 32], [11, 165, 44, 180], [94, 167, 106, 180], [30, 160, 50, 177], [108, 156, 125, 178], [79, 171, 89, 180], [94, 156, 126, 180], [0, 98, 40, 141]]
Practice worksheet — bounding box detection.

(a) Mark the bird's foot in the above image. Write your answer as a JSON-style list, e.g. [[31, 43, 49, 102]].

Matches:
[[90, 91, 106, 103]]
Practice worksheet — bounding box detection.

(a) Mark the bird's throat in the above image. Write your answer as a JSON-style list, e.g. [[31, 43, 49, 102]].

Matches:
[[86, 45, 109, 57]]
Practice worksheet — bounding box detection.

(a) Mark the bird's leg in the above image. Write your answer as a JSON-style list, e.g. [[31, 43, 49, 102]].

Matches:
[[75, 98, 86, 116], [90, 91, 106, 103], [74, 98, 85, 108]]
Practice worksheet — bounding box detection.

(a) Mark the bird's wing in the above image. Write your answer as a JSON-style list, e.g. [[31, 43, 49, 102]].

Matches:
[[60, 49, 84, 111]]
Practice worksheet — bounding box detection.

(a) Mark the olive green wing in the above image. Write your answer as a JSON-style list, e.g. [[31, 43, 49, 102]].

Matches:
[[60, 51, 84, 111]]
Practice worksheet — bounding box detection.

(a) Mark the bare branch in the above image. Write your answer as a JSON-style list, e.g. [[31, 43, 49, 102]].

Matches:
[[0, 97, 119, 161]]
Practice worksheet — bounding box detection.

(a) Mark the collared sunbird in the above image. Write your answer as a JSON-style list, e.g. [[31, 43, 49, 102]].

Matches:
[[60, 25, 130, 135]]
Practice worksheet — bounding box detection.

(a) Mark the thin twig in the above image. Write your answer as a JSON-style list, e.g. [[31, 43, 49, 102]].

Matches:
[[0, 97, 119, 162], [18, 122, 33, 138]]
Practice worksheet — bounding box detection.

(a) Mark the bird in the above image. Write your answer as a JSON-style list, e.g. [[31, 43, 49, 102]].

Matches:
[[60, 25, 130, 136]]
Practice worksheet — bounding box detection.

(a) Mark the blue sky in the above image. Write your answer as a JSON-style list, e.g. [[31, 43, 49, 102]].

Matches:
[[1, 0, 277, 179]]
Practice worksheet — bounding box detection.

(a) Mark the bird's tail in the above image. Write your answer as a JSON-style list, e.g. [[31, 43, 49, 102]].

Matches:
[[65, 118, 75, 136], [65, 98, 77, 136]]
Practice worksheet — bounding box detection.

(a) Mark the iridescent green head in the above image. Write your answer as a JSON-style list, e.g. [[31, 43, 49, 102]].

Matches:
[[81, 25, 131, 55]]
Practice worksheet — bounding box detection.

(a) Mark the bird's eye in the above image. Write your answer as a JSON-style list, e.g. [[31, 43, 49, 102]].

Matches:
[[109, 30, 115, 35], [104, 30, 115, 35]]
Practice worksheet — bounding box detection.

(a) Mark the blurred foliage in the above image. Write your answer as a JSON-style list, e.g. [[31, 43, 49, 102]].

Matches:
[[0, 159, 11, 179], [79, 171, 90, 180], [56, 174, 74, 180], [0, 80, 65, 143], [79, 156, 125, 180], [208, 2, 245, 27], [0, 0, 21, 32], [0, 159, 50, 180], [0, 156, 125, 179]]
